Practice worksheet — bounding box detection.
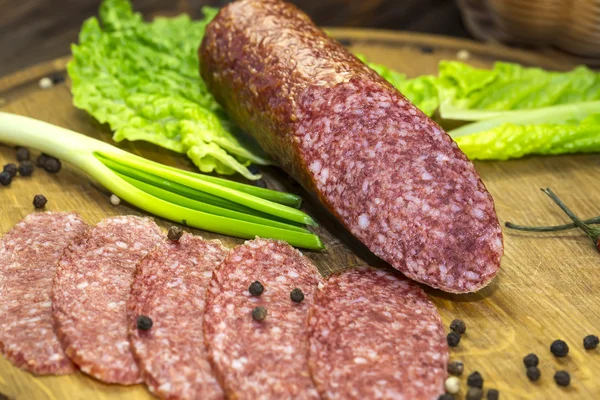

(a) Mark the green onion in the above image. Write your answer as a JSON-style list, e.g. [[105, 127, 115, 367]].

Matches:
[[0, 112, 324, 249]]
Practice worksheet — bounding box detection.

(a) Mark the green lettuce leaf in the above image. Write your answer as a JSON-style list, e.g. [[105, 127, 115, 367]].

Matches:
[[68, 0, 268, 180], [438, 61, 600, 121], [455, 114, 600, 160]]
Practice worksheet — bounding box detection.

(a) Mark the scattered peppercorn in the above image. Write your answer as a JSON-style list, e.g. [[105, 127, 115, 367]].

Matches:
[[51, 74, 66, 84], [167, 226, 183, 241], [252, 306, 267, 321], [36, 153, 49, 167], [444, 376, 460, 394], [0, 171, 12, 186], [523, 353, 539, 368], [254, 179, 267, 188], [526, 366, 541, 382], [554, 370, 570, 387], [248, 281, 264, 296], [467, 371, 484, 388], [136, 315, 153, 330], [110, 194, 121, 206], [466, 387, 483, 400], [550, 340, 569, 357], [43, 157, 61, 173], [447, 360, 464, 376], [39, 77, 53, 89], [290, 288, 305, 303], [447, 331, 461, 347], [583, 334, 599, 350], [0, 392, 8, 400], [33, 194, 48, 209], [3, 163, 17, 178], [16, 146, 30, 161], [486, 389, 499, 400], [18, 161, 33, 177], [248, 164, 260, 175], [450, 319, 466, 334], [437, 394, 454, 400]]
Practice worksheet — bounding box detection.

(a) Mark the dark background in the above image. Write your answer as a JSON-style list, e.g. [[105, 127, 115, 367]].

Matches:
[[0, 0, 469, 77]]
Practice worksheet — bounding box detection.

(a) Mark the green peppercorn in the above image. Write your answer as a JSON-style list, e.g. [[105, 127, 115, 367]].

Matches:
[[252, 306, 267, 321], [290, 288, 304, 303], [450, 319, 466, 334], [167, 226, 183, 241], [447, 332, 461, 347], [136, 315, 153, 330], [467, 371, 484, 388], [523, 353, 539, 368], [583, 335, 599, 350], [550, 340, 569, 357], [249, 281, 264, 296], [33, 194, 47, 208], [526, 366, 541, 382], [554, 371, 570, 387]]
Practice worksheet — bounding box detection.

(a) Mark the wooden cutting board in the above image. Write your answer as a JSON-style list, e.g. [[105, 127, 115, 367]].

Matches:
[[0, 29, 598, 400]]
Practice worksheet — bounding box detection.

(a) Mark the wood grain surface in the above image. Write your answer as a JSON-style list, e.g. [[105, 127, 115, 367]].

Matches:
[[1, 29, 599, 400]]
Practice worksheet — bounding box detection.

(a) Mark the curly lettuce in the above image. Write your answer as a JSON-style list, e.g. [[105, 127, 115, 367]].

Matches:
[[68, 0, 268, 180]]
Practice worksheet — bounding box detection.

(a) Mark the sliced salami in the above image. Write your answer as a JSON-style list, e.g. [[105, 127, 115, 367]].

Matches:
[[128, 234, 227, 400], [0, 212, 88, 375], [204, 238, 322, 399], [52, 215, 162, 384], [308, 266, 448, 399]]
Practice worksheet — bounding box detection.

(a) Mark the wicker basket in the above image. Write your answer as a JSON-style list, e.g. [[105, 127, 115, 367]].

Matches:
[[458, 0, 600, 58]]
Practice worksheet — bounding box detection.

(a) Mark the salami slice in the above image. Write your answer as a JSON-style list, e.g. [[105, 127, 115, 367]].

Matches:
[[128, 234, 227, 400], [204, 238, 322, 399], [308, 267, 448, 399], [200, 0, 504, 293], [0, 212, 88, 375], [52, 215, 162, 384]]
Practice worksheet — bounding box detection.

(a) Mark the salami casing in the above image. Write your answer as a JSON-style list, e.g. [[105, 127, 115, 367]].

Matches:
[[308, 267, 448, 399], [200, 0, 503, 293], [0, 212, 88, 375], [52, 215, 162, 384], [128, 234, 227, 400], [204, 238, 322, 399]]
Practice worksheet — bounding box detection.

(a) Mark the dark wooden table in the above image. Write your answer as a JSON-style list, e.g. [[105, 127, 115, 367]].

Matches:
[[0, 0, 469, 77]]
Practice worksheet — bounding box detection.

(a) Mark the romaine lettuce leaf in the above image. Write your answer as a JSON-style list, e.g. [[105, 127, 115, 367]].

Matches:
[[69, 0, 268, 180], [438, 61, 600, 121]]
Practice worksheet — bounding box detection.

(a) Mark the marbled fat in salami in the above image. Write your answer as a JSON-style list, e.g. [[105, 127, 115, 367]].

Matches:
[[308, 267, 448, 399], [204, 238, 322, 399], [200, 0, 503, 293], [52, 215, 162, 384], [128, 234, 227, 400], [0, 212, 88, 375]]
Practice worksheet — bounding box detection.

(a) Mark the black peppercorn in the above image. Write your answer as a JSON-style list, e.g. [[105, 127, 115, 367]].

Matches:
[[466, 387, 483, 400], [450, 319, 466, 334], [16, 146, 30, 162], [3, 163, 17, 178], [290, 288, 304, 303], [247, 164, 260, 175], [523, 353, 539, 368], [252, 306, 267, 321], [583, 335, 599, 350], [467, 371, 484, 388], [43, 157, 61, 173], [526, 366, 541, 382], [254, 179, 267, 188], [18, 161, 34, 177], [136, 315, 153, 330], [33, 194, 47, 209], [36, 153, 49, 167], [167, 226, 183, 241], [486, 389, 499, 400], [554, 371, 570, 387], [447, 331, 461, 347], [550, 340, 569, 357], [447, 360, 464, 376], [437, 394, 454, 400], [248, 281, 264, 296], [0, 171, 12, 186]]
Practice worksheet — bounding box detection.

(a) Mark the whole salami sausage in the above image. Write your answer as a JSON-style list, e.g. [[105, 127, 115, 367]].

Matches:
[[128, 234, 227, 400], [0, 212, 88, 375], [200, 0, 503, 293], [52, 215, 162, 384], [308, 266, 448, 399], [203, 238, 322, 399]]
